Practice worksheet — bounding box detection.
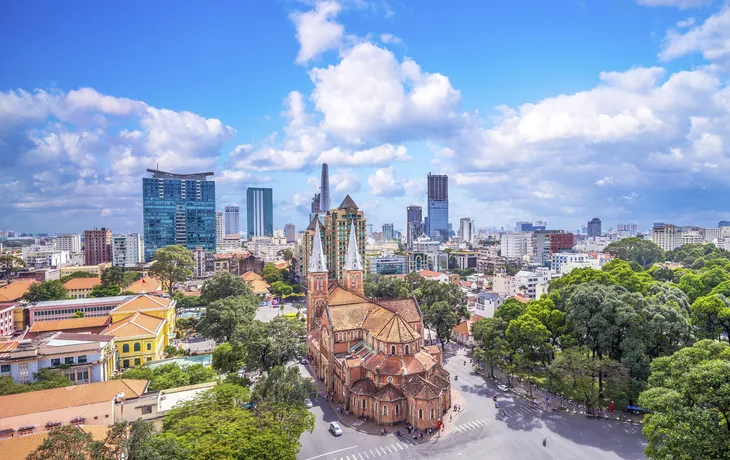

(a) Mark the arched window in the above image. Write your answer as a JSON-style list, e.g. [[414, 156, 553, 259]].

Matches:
[[418, 409, 423, 420], [122, 344, 129, 353], [395, 404, 400, 416], [383, 405, 388, 415], [134, 343, 141, 352], [405, 345, 410, 354], [431, 409, 435, 419], [362, 399, 366, 410], [391, 345, 396, 355]]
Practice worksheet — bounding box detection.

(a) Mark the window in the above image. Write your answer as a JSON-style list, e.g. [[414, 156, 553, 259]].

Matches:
[[123, 360, 129, 368], [141, 406, 153, 415], [431, 409, 435, 419], [51, 358, 61, 366], [77, 355, 87, 364], [362, 399, 366, 409], [0, 364, 10, 373], [134, 343, 141, 352], [383, 405, 388, 416], [134, 358, 141, 366], [68, 373, 76, 382], [146, 342, 151, 351], [122, 344, 129, 353], [418, 409, 423, 420], [391, 345, 396, 355], [395, 404, 400, 416], [65, 357, 74, 365], [405, 345, 410, 355], [147, 357, 152, 361]]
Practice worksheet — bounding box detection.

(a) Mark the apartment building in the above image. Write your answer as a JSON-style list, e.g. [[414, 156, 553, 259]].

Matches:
[[500, 233, 532, 259]]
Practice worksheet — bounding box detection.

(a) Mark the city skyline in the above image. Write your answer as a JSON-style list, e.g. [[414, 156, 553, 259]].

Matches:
[[2, 1, 730, 234]]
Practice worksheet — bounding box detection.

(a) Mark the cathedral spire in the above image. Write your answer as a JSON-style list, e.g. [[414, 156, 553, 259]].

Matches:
[[344, 220, 363, 271], [308, 222, 328, 273]]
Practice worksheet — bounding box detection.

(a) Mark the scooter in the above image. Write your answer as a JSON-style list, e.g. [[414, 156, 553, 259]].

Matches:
[[543, 438, 547, 447], [454, 375, 458, 381]]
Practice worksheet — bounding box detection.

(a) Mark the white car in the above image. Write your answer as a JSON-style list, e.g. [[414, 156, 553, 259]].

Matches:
[[498, 384, 509, 392], [329, 421, 343, 436], [304, 398, 313, 409]]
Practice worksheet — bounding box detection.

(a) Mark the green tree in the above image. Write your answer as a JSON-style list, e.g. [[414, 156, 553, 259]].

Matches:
[[548, 267, 615, 293], [677, 272, 706, 304], [700, 266, 730, 294], [0, 253, 25, 269], [364, 274, 411, 299], [263, 263, 282, 284], [26, 424, 105, 460], [494, 298, 527, 323], [251, 365, 316, 406], [72, 310, 85, 318], [472, 317, 509, 378], [200, 271, 250, 304], [88, 284, 121, 298], [0, 369, 73, 396], [59, 271, 97, 283], [197, 295, 259, 342], [212, 342, 247, 374], [114, 363, 216, 391], [414, 280, 466, 310], [101, 266, 126, 287], [639, 340, 730, 460], [691, 294, 730, 342], [270, 281, 293, 297], [423, 301, 458, 347], [148, 245, 194, 295], [238, 317, 307, 372], [278, 248, 294, 263], [23, 280, 68, 302], [603, 237, 663, 269]]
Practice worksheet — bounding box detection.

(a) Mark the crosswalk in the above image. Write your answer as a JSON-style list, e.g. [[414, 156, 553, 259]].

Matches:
[[453, 406, 542, 433], [330, 439, 419, 460]]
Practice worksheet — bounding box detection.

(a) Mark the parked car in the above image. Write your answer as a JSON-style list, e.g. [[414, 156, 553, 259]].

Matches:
[[498, 384, 509, 392], [305, 398, 313, 408], [329, 422, 343, 436]]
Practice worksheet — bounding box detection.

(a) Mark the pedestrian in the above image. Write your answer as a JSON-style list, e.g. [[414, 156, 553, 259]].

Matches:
[[450, 415, 452, 422]]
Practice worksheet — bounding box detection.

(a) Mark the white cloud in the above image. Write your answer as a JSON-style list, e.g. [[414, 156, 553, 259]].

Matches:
[[677, 17, 696, 27], [595, 176, 614, 186], [637, 0, 712, 8], [316, 144, 410, 165], [292, 1, 344, 64], [380, 33, 402, 44], [368, 166, 405, 196], [330, 168, 362, 193], [659, 6, 730, 63]]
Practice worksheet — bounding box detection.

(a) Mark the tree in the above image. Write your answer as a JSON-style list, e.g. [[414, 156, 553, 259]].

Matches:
[[472, 317, 509, 378], [88, 284, 121, 298], [639, 340, 730, 460], [72, 310, 85, 318], [263, 263, 282, 284], [0, 253, 24, 269], [278, 248, 294, 263], [148, 245, 194, 295], [212, 342, 247, 374], [364, 275, 411, 299], [197, 295, 259, 342], [114, 363, 216, 391], [603, 237, 663, 269], [0, 369, 73, 396], [23, 280, 68, 302], [59, 271, 97, 283], [270, 281, 293, 297], [548, 267, 615, 293], [494, 298, 527, 323], [101, 266, 126, 287], [200, 271, 250, 304], [238, 317, 307, 372], [423, 301, 458, 347], [251, 365, 316, 406], [549, 347, 628, 409], [677, 272, 706, 304], [691, 294, 730, 342], [26, 425, 105, 460]]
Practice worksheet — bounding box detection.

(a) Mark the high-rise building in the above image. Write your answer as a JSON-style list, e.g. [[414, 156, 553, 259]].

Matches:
[[533, 230, 575, 265], [406, 205, 423, 247], [459, 218, 475, 244], [84, 228, 112, 266], [427, 173, 449, 242], [719, 221, 730, 228], [142, 169, 216, 261], [247, 188, 273, 238], [225, 206, 240, 236], [53, 234, 81, 254], [382, 223, 394, 241], [617, 223, 638, 237], [651, 223, 682, 251], [319, 163, 331, 214], [112, 233, 144, 267], [216, 212, 224, 246], [500, 233, 532, 259], [284, 223, 296, 243], [517, 221, 547, 232], [587, 218, 602, 238]]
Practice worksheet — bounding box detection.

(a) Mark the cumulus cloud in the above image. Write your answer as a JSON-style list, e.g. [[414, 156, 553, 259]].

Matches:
[[316, 144, 410, 165], [330, 168, 362, 193], [659, 6, 730, 63], [380, 33, 402, 44], [368, 166, 405, 196], [291, 1, 344, 64]]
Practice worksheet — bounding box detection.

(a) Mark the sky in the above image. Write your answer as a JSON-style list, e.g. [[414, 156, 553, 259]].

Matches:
[[1, 0, 730, 235]]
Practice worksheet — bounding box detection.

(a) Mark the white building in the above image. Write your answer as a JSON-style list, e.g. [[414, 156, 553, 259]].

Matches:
[[22, 246, 69, 268], [459, 218, 476, 244], [551, 252, 587, 272], [248, 236, 293, 262], [215, 212, 224, 250], [514, 270, 539, 299], [112, 233, 144, 267], [53, 234, 81, 254], [492, 273, 516, 298], [192, 246, 213, 278], [651, 224, 681, 251], [224, 206, 240, 236], [500, 233, 532, 259], [473, 291, 503, 318]]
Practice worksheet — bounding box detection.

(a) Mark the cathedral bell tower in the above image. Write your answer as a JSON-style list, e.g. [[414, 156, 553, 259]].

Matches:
[[307, 223, 328, 332], [342, 220, 364, 296]]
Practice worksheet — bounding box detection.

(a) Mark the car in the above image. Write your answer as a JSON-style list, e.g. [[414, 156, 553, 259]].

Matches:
[[498, 384, 509, 392], [304, 398, 313, 408], [329, 421, 343, 436]]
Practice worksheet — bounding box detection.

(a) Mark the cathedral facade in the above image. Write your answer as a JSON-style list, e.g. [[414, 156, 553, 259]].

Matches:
[[306, 221, 451, 429]]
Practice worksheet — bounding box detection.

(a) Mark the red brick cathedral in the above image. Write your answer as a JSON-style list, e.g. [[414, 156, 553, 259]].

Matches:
[[306, 221, 451, 429]]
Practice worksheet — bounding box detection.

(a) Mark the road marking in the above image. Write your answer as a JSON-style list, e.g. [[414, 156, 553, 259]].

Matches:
[[359, 454, 365, 460], [386, 445, 393, 453], [455, 425, 462, 432], [346, 456, 351, 460], [303, 446, 359, 460], [368, 450, 374, 457]]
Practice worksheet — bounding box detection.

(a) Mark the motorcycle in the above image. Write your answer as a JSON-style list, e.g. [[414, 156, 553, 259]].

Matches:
[[454, 375, 458, 381], [542, 438, 547, 447]]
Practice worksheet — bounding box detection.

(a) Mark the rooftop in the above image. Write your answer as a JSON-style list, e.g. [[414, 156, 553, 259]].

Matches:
[[0, 279, 37, 302], [146, 168, 214, 180], [30, 295, 136, 309], [102, 312, 165, 338], [62, 277, 101, 290], [110, 294, 173, 314], [28, 316, 111, 334], [0, 425, 110, 460], [124, 277, 163, 294]]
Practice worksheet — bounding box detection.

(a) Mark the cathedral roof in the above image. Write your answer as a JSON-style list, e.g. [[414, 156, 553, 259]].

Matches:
[[402, 375, 441, 400], [374, 383, 405, 401], [343, 220, 363, 271], [308, 223, 328, 273], [350, 378, 377, 396], [371, 314, 420, 343]]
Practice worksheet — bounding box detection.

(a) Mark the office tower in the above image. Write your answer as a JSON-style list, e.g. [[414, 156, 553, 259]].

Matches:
[[320, 163, 331, 213], [459, 218, 475, 244], [651, 223, 682, 251], [216, 212, 224, 246], [587, 218, 602, 238], [500, 233, 532, 258], [515, 221, 530, 232], [284, 223, 296, 243], [407, 221, 424, 249], [112, 233, 144, 267], [310, 193, 321, 223], [367, 224, 374, 236], [406, 205, 423, 247], [617, 223, 638, 236], [247, 188, 274, 238], [225, 206, 240, 236], [84, 228, 112, 265], [382, 223, 394, 241], [427, 173, 449, 242], [719, 221, 730, 228], [53, 234, 81, 254], [533, 230, 575, 265], [142, 169, 216, 261]]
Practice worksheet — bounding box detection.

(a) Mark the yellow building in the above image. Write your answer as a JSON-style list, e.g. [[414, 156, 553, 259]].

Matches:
[[63, 277, 101, 299], [59, 263, 112, 276], [101, 295, 176, 368]]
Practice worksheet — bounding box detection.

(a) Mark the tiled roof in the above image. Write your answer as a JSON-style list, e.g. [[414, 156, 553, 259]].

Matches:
[[402, 375, 440, 400], [242, 271, 263, 282], [0, 380, 148, 418], [350, 378, 376, 396], [452, 315, 485, 337], [125, 277, 163, 294], [101, 312, 165, 338], [425, 344, 441, 356], [376, 298, 420, 323], [110, 294, 172, 314], [29, 316, 111, 333], [328, 286, 366, 306], [63, 277, 101, 290], [274, 261, 289, 270], [0, 279, 37, 301], [306, 215, 325, 231], [374, 383, 405, 401], [361, 307, 394, 334], [513, 294, 530, 304], [418, 270, 442, 278], [0, 425, 110, 460], [329, 303, 372, 330], [371, 314, 419, 343], [248, 279, 270, 295], [0, 341, 19, 353]]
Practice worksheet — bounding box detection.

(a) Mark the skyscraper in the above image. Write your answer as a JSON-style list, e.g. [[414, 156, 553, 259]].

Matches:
[[84, 228, 112, 265], [459, 217, 475, 244], [216, 212, 224, 246], [319, 163, 331, 213], [247, 188, 273, 237], [284, 223, 296, 243], [310, 193, 321, 223], [382, 223, 394, 241], [224, 206, 240, 236], [406, 205, 422, 247], [587, 218, 602, 238], [112, 233, 144, 267], [427, 173, 449, 242]]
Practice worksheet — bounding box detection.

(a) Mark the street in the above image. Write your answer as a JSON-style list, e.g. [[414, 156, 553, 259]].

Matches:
[[297, 344, 647, 460]]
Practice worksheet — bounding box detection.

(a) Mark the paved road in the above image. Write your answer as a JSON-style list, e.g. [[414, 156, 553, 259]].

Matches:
[[255, 303, 302, 322], [297, 345, 647, 460]]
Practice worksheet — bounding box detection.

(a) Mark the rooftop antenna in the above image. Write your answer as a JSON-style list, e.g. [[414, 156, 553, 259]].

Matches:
[[157, 162, 159, 170]]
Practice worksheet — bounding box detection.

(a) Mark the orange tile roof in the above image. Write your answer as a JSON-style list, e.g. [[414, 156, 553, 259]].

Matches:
[[63, 277, 101, 290], [514, 294, 530, 304], [452, 315, 486, 336], [242, 271, 263, 282], [0, 380, 148, 418], [125, 277, 163, 294], [248, 279, 270, 295], [328, 286, 366, 306], [0, 425, 110, 460], [180, 290, 201, 297], [102, 312, 165, 338], [418, 270, 442, 278], [0, 279, 37, 301], [274, 260, 289, 269], [29, 316, 111, 333], [371, 314, 420, 343], [0, 341, 19, 353], [111, 294, 172, 314]]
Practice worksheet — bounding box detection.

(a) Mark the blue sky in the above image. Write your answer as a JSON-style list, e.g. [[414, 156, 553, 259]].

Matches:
[[1, 0, 729, 235]]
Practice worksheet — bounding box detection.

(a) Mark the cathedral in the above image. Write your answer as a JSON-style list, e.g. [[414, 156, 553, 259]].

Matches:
[[306, 220, 451, 429]]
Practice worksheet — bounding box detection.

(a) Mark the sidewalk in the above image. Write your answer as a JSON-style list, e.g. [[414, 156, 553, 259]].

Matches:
[[304, 362, 467, 441]]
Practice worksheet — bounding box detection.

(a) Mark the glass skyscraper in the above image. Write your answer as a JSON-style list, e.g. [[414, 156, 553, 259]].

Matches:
[[427, 173, 449, 242], [247, 188, 273, 237], [142, 169, 216, 261]]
